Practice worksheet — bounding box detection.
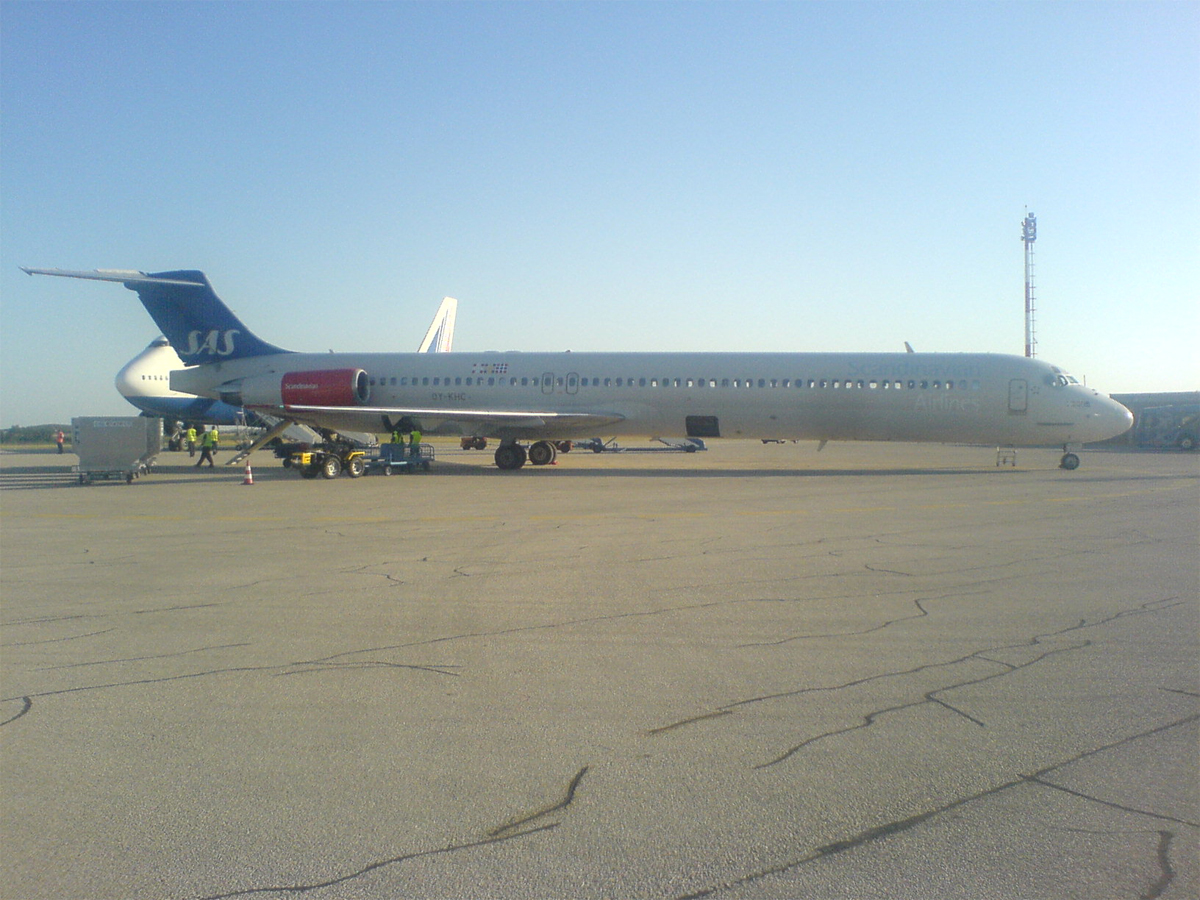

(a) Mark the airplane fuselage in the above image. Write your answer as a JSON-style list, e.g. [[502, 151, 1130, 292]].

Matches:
[[172, 349, 1132, 448]]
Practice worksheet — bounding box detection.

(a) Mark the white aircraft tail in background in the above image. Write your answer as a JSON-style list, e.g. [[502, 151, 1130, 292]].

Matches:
[[417, 296, 457, 353]]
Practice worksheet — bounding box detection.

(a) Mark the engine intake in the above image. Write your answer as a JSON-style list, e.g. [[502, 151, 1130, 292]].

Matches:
[[281, 369, 371, 407], [220, 368, 371, 408]]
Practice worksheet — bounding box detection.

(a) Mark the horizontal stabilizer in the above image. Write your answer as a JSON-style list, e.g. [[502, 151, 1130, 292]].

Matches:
[[22, 266, 291, 364], [21, 267, 205, 287]]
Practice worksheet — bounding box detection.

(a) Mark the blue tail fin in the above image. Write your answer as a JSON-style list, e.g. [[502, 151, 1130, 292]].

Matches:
[[21, 267, 291, 364], [132, 270, 290, 364]]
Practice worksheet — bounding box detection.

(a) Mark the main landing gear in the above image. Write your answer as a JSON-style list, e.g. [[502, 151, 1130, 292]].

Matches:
[[494, 442, 527, 470], [493, 440, 569, 470]]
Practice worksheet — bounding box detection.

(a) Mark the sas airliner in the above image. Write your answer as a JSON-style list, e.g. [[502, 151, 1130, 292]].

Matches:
[[23, 268, 1133, 470]]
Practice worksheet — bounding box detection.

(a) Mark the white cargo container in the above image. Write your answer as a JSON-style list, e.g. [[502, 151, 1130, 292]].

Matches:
[[71, 417, 162, 484]]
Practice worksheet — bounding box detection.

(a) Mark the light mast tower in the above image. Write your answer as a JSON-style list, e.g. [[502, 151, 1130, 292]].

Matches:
[[1022, 211, 1037, 358]]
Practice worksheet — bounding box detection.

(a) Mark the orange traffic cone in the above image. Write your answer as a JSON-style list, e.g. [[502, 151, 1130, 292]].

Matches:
[[242, 463, 254, 485]]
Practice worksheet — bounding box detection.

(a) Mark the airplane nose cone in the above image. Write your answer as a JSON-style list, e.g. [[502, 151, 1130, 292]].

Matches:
[[1091, 397, 1134, 441], [114, 359, 140, 399], [1117, 402, 1134, 434]]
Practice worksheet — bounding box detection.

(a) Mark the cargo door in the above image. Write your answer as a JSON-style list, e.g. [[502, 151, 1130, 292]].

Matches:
[[686, 415, 721, 438]]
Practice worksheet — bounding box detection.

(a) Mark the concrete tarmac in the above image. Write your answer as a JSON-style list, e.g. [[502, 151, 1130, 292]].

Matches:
[[2, 440, 1197, 900]]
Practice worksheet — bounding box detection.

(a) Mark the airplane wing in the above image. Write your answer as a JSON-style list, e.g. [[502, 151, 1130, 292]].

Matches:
[[284, 404, 625, 432]]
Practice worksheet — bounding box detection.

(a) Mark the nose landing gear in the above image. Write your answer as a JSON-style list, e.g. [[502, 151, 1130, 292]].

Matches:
[[1059, 443, 1082, 470]]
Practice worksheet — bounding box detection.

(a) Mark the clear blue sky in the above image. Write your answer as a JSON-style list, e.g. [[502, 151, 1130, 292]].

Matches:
[[2, 1, 1196, 426]]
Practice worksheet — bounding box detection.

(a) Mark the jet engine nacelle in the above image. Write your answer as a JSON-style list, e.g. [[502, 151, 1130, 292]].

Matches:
[[219, 368, 371, 409]]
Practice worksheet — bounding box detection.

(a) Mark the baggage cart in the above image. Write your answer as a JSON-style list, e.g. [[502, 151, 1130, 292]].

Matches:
[[367, 442, 434, 475], [72, 417, 162, 484]]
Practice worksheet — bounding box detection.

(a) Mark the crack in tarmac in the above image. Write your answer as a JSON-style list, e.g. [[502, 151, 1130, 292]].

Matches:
[[675, 713, 1200, 900], [0, 656, 461, 725], [0, 696, 32, 726], [342, 564, 406, 586], [737, 595, 942, 648], [488, 765, 589, 837], [3, 601, 226, 627], [36, 642, 253, 671], [651, 598, 1187, 768], [188, 823, 558, 899], [0, 627, 115, 647]]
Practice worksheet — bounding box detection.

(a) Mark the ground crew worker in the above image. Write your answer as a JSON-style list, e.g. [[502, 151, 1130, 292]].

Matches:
[[195, 426, 217, 468], [186, 424, 198, 457], [55, 429, 65, 454], [410, 428, 422, 458]]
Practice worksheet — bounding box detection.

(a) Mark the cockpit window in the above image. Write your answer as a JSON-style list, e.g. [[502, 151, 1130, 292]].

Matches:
[[1047, 371, 1081, 387]]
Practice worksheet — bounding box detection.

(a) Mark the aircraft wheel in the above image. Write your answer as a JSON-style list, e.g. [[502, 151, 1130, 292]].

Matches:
[[1059, 452, 1080, 470], [346, 456, 365, 478], [529, 441, 557, 466], [495, 444, 527, 470], [321, 455, 342, 479]]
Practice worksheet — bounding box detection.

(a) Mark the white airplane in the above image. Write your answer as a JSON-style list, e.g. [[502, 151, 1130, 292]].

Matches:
[[113, 296, 459, 424], [23, 268, 1133, 470]]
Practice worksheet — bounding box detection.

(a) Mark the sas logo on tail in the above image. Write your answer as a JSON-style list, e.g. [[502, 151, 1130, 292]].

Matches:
[[184, 329, 240, 357]]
